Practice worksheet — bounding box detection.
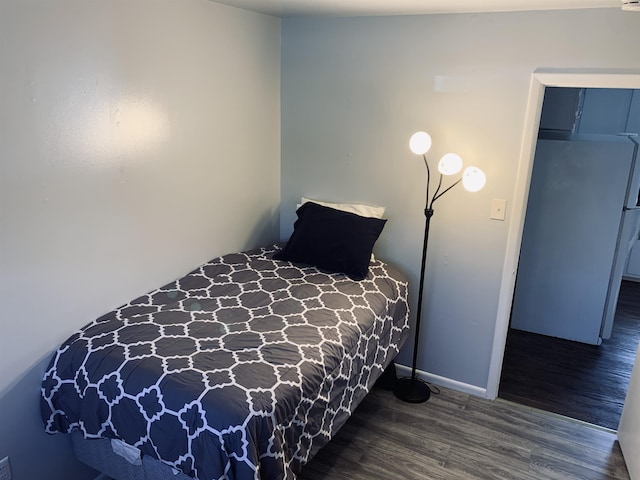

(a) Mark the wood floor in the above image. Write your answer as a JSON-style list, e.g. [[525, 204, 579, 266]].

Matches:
[[499, 280, 640, 430], [299, 385, 630, 480]]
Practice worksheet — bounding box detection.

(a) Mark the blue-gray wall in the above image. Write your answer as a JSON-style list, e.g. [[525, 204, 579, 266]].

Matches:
[[281, 8, 640, 391]]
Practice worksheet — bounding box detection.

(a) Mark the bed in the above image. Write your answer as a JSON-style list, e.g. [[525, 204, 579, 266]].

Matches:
[[41, 202, 410, 480]]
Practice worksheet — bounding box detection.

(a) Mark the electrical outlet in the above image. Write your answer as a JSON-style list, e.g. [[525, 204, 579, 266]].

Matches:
[[0, 456, 12, 480]]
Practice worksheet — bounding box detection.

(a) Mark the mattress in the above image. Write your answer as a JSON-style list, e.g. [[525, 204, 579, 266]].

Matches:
[[41, 244, 409, 480]]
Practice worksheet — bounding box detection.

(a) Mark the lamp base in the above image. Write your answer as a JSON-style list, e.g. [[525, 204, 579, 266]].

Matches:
[[393, 377, 431, 403]]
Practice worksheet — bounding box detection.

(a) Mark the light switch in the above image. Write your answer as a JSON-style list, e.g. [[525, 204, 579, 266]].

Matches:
[[490, 198, 507, 221]]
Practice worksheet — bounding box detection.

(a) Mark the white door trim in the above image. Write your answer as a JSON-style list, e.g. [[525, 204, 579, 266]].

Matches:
[[486, 68, 640, 400]]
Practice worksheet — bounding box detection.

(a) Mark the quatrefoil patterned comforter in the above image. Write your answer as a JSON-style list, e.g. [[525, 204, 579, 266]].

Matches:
[[41, 244, 409, 480]]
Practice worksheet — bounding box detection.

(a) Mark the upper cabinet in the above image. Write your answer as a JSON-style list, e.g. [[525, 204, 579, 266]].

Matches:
[[539, 87, 640, 136], [539, 87, 583, 132], [627, 91, 640, 134], [577, 89, 637, 135]]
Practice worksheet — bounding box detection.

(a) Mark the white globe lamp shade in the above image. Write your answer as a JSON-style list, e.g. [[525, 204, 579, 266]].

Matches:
[[438, 153, 463, 175], [462, 166, 486, 192], [409, 131, 432, 155]]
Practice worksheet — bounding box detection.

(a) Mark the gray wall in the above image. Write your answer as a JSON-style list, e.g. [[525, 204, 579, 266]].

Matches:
[[281, 8, 640, 391], [0, 1, 280, 478]]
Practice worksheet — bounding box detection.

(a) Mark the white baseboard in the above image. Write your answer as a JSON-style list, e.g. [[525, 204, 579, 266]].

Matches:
[[394, 363, 488, 398]]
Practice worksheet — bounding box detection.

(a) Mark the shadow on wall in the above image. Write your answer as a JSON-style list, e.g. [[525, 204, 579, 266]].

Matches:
[[0, 354, 97, 480], [243, 208, 281, 251]]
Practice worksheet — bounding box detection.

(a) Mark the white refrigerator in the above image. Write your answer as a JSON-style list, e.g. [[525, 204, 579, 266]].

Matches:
[[511, 133, 640, 345]]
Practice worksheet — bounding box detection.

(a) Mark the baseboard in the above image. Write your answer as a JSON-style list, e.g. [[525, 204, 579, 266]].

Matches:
[[394, 363, 488, 398]]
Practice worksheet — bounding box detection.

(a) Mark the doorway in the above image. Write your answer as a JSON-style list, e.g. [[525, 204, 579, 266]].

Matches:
[[496, 85, 640, 429], [486, 70, 640, 407]]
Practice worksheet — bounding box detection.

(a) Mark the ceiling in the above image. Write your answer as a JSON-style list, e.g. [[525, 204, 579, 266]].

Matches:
[[210, 0, 622, 17]]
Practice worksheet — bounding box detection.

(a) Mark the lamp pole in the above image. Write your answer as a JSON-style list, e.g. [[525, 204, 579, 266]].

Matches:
[[393, 206, 434, 403]]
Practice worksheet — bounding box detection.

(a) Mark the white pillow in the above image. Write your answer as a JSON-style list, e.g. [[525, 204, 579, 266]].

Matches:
[[300, 197, 385, 219]]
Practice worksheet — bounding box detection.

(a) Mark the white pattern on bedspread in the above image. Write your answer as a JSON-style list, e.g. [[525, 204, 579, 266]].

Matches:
[[41, 244, 409, 480]]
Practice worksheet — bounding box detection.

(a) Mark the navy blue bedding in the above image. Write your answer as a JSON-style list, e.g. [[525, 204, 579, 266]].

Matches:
[[41, 244, 409, 480]]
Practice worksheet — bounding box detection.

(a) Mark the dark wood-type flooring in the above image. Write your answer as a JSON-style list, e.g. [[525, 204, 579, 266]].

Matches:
[[499, 280, 640, 430], [299, 386, 630, 480]]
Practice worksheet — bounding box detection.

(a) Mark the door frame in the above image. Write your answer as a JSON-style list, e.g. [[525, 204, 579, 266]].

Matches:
[[486, 68, 640, 400]]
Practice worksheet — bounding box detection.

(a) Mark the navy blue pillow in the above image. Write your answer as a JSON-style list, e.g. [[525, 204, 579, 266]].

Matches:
[[274, 202, 386, 280]]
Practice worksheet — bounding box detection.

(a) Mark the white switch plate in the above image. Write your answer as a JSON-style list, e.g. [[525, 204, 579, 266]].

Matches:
[[490, 198, 507, 221]]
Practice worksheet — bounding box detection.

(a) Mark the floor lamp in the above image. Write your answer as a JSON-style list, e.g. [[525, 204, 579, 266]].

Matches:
[[393, 131, 486, 403]]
